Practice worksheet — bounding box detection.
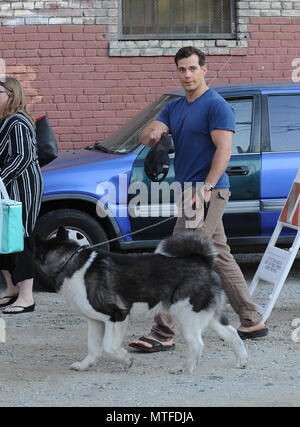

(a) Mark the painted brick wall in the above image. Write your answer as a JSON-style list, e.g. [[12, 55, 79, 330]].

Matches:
[[0, 1, 300, 150], [0, 23, 181, 150]]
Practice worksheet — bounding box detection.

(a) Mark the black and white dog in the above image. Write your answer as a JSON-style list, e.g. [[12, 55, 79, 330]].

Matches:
[[35, 227, 247, 373]]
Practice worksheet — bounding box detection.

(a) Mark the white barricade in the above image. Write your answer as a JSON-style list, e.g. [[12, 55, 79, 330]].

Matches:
[[249, 168, 300, 321]]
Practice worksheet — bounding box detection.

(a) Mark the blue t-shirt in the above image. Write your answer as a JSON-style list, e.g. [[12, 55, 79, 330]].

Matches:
[[156, 88, 235, 188]]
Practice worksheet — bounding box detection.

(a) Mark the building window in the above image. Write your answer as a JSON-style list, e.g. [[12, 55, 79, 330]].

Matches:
[[120, 0, 236, 40]]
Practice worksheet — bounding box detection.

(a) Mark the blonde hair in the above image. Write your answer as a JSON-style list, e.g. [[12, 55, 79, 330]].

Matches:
[[0, 77, 34, 125]]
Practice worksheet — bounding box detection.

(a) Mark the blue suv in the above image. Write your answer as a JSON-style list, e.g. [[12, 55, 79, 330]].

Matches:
[[36, 81, 300, 252]]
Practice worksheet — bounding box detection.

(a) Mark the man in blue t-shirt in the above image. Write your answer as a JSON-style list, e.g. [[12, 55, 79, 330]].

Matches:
[[129, 46, 268, 353]]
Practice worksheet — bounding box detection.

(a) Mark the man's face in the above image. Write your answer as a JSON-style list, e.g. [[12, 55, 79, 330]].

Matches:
[[176, 54, 207, 93]]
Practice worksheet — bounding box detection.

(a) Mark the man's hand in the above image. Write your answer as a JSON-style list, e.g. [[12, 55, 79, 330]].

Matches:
[[148, 129, 167, 146], [192, 186, 211, 209], [140, 120, 169, 147]]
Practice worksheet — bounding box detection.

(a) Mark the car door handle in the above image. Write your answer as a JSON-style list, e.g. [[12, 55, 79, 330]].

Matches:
[[226, 166, 249, 176]]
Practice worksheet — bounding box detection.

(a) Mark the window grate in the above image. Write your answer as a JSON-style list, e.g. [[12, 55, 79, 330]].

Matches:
[[120, 0, 236, 40]]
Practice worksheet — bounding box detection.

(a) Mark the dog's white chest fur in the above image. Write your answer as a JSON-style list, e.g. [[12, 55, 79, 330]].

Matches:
[[60, 252, 110, 322]]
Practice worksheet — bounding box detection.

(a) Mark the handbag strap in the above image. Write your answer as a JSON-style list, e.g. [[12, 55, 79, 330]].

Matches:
[[0, 177, 10, 200]]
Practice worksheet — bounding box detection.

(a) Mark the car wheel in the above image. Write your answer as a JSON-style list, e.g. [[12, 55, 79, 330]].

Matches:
[[35, 209, 109, 250]]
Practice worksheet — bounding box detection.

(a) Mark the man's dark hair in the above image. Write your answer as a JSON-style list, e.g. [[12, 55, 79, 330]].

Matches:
[[174, 46, 206, 67]]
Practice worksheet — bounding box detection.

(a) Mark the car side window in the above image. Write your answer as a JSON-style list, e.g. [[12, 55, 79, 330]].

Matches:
[[268, 95, 300, 152], [227, 98, 253, 154]]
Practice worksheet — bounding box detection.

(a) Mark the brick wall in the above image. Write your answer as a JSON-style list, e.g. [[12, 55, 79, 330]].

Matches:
[[0, 1, 300, 150]]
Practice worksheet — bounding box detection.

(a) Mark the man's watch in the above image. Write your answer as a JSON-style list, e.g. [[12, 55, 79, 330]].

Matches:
[[203, 182, 213, 191]]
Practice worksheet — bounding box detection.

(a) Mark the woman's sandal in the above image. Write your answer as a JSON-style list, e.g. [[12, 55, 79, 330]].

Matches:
[[2, 303, 35, 314], [0, 295, 18, 308]]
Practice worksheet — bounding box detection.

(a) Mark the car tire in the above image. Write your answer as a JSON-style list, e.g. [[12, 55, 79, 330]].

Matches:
[[35, 209, 109, 250]]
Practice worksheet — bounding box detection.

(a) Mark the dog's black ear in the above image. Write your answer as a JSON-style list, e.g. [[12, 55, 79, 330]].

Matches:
[[56, 226, 69, 242], [35, 233, 45, 247]]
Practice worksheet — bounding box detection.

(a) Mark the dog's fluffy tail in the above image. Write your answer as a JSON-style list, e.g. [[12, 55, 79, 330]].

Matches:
[[155, 231, 217, 268]]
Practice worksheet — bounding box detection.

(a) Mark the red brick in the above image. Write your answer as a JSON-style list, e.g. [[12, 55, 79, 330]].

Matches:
[[280, 40, 300, 47], [94, 80, 117, 88], [0, 27, 13, 34], [84, 26, 106, 33], [37, 26, 61, 33], [63, 41, 87, 49], [270, 17, 292, 24], [250, 18, 271, 25], [229, 48, 248, 56], [218, 70, 241, 78], [26, 33, 50, 41], [281, 24, 300, 32], [248, 40, 259, 47], [14, 26, 38, 33], [3, 34, 24, 42], [40, 57, 64, 65], [49, 33, 72, 41], [16, 41, 40, 49], [287, 48, 300, 55], [14, 50, 27, 58], [43, 41, 64, 48], [228, 78, 252, 84], [47, 111, 71, 119], [259, 40, 281, 48], [252, 63, 274, 71], [251, 32, 275, 40], [50, 65, 74, 73], [274, 63, 293, 70], [259, 25, 281, 32], [73, 33, 96, 41], [253, 48, 266, 55], [247, 24, 260, 32], [63, 57, 87, 64], [61, 25, 83, 33], [274, 32, 295, 40], [94, 65, 119, 73]]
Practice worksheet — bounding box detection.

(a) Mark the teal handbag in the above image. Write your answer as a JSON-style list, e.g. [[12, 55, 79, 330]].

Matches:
[[0, 178, 24, 254]]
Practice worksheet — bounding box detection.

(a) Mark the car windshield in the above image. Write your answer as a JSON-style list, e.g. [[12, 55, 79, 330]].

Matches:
[[91, 94, 179, 154]]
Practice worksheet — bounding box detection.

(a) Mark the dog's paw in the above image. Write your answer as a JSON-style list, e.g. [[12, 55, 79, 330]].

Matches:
[[169, 367, 184, 375], [124, 355, 134, 371], [236, 358, 247, 369], [70, 361, 90, 371]]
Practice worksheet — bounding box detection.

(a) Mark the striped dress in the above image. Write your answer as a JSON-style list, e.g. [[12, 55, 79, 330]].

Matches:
[[0, 111, 43, 237]]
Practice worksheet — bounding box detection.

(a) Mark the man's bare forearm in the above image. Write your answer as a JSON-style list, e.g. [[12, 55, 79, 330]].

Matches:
[[206, 129, 233, 186], [205, 147, 231, 187]]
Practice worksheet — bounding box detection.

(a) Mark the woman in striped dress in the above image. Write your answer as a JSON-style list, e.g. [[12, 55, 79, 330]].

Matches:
[[0, 77, 43, 314]]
